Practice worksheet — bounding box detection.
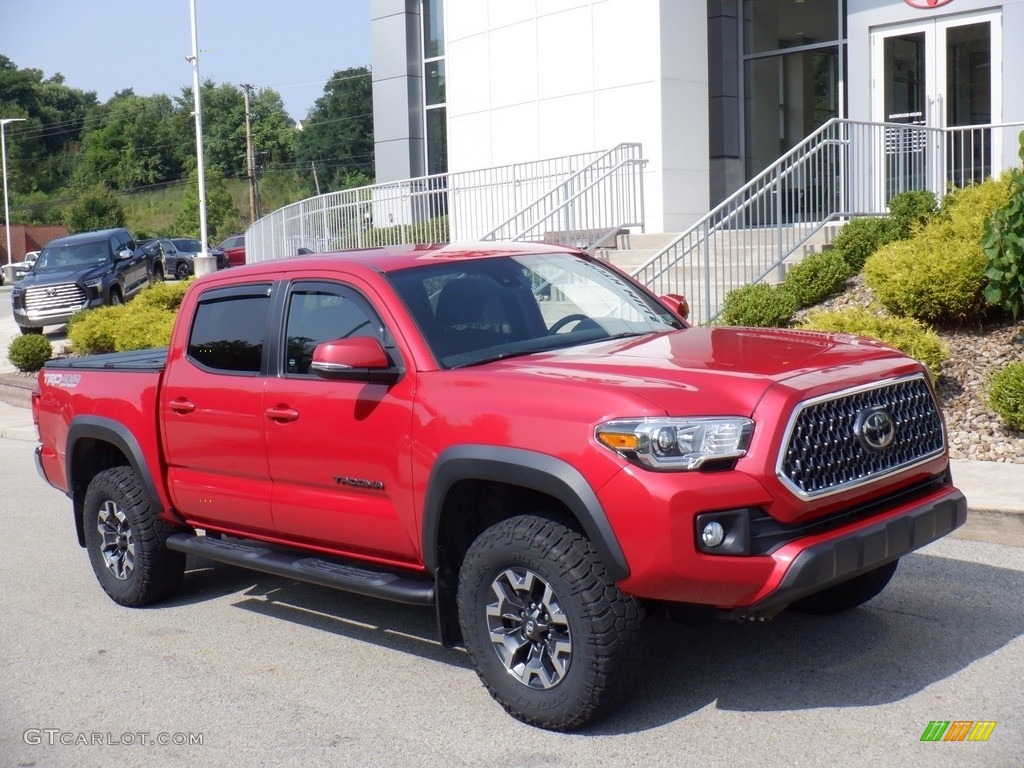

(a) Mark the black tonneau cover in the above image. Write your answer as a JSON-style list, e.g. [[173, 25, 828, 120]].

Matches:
[[43, 347, 168, 372]]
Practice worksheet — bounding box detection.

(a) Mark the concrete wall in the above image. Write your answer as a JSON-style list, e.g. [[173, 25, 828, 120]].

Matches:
[[443, 0, 711, 233]]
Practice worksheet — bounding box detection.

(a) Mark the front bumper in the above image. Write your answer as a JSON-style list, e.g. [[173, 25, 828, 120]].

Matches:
[[721, 488, 966, 619]]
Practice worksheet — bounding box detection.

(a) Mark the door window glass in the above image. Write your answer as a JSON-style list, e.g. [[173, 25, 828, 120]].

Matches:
[[283, 284, 385, 375], [187, 288, 271, 373]]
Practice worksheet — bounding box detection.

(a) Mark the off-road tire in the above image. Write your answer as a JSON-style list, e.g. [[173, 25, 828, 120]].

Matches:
[[788, 559, 899, 615], [458, 515, 644, 731], [83, 466, 185, 606]]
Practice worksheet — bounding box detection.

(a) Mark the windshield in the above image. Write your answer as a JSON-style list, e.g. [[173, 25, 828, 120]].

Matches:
[[33, 241, 110, 272], [386, 252, 685, 368], [171, 239, 203, 252]]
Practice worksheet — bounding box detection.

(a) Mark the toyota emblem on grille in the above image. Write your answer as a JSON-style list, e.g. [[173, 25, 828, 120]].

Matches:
[[855, 408, 895, 452], [46, 287, 58, 298]]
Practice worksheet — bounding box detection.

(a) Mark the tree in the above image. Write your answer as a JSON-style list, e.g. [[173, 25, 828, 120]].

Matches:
[[73, 93, 183, 191], [0, 56, 99, 197], [63, 183, 126, 232], [295, 66, 374, 191], [172, 172, 241, 241]]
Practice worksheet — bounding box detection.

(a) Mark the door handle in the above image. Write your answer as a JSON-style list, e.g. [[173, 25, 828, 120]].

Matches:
[[265, 405, 300, 423], [168, 398, 195, 414]]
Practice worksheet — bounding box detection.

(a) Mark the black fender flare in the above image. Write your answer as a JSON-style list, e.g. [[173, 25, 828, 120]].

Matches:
[[66, 416, 163, 546], [422, 445, 629, 582]]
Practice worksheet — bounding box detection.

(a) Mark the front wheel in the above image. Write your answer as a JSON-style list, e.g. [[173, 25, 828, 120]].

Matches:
[[458, 516, 644, 731], [82, 467, 185, 606], [175, 262, 190, 281], [788, 560, 899, 615]]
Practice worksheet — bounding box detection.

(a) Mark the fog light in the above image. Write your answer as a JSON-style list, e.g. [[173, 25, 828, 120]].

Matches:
[[701, 521, 726, 548]]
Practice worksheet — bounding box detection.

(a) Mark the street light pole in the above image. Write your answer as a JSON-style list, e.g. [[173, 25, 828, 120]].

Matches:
[[2, 117, 27, 275], [187, 0, 215, 277]]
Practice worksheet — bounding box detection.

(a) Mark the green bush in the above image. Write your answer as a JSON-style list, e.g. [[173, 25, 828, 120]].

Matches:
[[113, 306, 177, 351], [133, 279, 191, 312], [718, 283, 798, 327], [988, 362, 1024, 431], [798, 307, 948, 378], [887, 189, 937, 237], [982, 133, 1024, 318], [67, 305, 124, 355], [364, 215, 450, 246], [7, 333, 53, 372], [864, 177, 1012, 323], [830, 216, 901, 272], [783, 250, 855, 308]]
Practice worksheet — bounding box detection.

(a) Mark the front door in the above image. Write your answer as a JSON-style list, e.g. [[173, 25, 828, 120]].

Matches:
[[263, 279, 420, 565], [872, 12, 1001, 197]]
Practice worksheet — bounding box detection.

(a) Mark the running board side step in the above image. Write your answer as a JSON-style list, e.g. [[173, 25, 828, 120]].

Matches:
[[166, 533, 435, 606]]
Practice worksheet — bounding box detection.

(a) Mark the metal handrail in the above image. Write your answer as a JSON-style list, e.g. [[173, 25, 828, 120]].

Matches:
[[246, 144, 647, 262], [633, 118, 1024, 325]]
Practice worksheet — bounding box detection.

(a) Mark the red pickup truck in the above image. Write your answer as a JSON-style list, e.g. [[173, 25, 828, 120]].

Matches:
[[33, 242, 966, 730]]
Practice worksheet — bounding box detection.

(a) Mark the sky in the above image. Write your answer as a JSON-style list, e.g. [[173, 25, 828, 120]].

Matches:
[[1, 0, 372, 119]]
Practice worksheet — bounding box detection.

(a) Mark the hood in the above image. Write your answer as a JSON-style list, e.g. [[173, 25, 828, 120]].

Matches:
[[486, 326, 914, 417], [20, 262, 110, 287]]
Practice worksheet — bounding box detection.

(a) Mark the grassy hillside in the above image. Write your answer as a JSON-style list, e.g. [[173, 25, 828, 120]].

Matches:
[[119, 173, 315, 240]]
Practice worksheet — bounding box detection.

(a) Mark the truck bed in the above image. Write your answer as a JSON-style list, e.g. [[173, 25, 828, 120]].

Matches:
[[44, 347, 169, 372]]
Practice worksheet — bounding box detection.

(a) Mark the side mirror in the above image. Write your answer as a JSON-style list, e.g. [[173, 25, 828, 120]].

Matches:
[[311, 337, 400, 383], [659, 293, 690, 321], [117, 249, 134, 261]]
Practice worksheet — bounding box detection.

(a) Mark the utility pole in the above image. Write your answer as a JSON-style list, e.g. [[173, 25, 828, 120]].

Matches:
[[240, 83, 257, 224]]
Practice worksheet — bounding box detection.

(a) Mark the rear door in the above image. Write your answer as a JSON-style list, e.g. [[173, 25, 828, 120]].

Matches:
[[160, 282, 275, 535], [262, 278, 420, 563]]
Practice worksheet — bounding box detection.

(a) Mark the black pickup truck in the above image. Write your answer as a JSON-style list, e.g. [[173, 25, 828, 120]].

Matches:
[[10, 227, 158, 334]]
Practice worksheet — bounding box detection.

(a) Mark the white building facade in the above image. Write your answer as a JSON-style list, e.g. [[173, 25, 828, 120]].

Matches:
[[371, 0, 1024, 234]]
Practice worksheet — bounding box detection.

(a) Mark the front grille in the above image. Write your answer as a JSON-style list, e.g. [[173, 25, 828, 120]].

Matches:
[[23, 283, 87, 312], [778, 375, 945, 498]]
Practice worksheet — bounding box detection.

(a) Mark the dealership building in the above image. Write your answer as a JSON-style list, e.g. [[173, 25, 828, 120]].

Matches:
[[370, 0, 1024, 233]]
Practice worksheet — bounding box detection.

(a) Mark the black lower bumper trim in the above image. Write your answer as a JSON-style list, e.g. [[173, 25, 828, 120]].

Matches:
[[724, 489, 967, 619], [167, 533, 435, 606]]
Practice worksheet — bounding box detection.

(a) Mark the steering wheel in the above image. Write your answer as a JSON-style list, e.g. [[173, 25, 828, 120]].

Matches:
[[549, 313, 595, 334]]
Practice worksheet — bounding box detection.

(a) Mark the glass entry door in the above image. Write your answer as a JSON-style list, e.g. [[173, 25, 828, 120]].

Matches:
[[872, 12, 1001, 197]]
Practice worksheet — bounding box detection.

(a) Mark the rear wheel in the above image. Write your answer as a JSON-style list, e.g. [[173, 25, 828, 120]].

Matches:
[[82, 467, 185, 606], [19, 326, 43, 335], [458, 515, 644, 731], [788, 560, 899, 615]]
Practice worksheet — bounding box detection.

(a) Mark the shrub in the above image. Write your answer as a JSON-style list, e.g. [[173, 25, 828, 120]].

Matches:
[[864, 177, 1012, 323], [830, 216, 901, 272], [887, 189, 937, 237], [718, 283, 798, 327], [783, 250, 855, 308], [982, 133, 1024, 318], [7, 334, 53, 372], [66, 305, 123, 355], [113, 306, 177, 351], [798, 307, 948, 378], [133, 279, 191, 312], [988, 362, 1024, 431]]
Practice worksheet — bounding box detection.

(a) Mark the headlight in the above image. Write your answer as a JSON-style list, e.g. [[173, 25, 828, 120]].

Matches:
[[596, 417, 754, 471]]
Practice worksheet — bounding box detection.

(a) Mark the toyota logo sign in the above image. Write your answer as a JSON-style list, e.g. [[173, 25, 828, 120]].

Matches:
[[855, 408, 896, 452], [904, 0, 954, 8]]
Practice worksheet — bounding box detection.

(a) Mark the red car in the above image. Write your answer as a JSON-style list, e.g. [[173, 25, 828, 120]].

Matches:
[[33, 242, 965, 730], [216, 234, 245, 266]]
